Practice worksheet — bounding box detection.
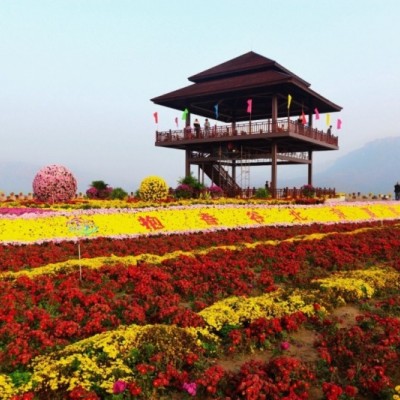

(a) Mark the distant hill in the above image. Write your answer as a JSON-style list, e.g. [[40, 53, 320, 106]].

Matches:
[[1, 137, 400, 196], [313, 136, 400, 194]]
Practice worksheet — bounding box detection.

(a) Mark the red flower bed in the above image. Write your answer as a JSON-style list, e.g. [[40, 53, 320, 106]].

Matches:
[[314, 312, 400, 397], [1, 220, 396, 272], [1, 220, 400, 398]]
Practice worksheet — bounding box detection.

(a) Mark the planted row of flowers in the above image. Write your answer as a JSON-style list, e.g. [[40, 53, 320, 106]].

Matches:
[[1, 263, 398, 398], [1, 202, 400, 244], [1, 221, 399, 280], [2, 219, 396, 273], [0, 213, 399, 399]]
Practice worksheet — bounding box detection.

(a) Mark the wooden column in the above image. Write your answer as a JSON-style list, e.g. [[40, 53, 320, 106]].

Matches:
[[186, 111, 191, 128], [185, 110, 191, 177], [185, 150, 190, 177], [271, 95, 278, 131], [271, 141, 277, 198], [308, 109, 313, 128], [271, 95, 278, 197], [308, 151, 313, 185]]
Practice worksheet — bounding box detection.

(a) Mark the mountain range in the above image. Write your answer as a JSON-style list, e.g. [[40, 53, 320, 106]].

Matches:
[[312, 136, 400, 195], [1, 136, 400, 196]]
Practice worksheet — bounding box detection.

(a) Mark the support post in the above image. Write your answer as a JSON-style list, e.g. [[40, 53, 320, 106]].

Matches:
[[308, 108, 313, 128], [231, 121, 236, 136], [185, 150, 190, 177], [271, 141, 277, 198], [271, 95, 278, 132], [308, 151, 313, 185]]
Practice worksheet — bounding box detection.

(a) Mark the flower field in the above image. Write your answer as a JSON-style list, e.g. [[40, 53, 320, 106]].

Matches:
[[0, 200, 399, 399]]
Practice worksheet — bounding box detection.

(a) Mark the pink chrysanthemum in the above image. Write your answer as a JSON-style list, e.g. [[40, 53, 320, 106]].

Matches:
[[32, 164, 77, 203]]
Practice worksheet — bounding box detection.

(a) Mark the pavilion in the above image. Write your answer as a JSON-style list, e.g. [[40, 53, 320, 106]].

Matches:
[[151, 51, 342, 197]]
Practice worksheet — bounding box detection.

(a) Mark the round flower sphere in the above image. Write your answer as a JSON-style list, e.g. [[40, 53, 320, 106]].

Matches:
[[139, 175, 169, 202], [32, 164, 77, 202]]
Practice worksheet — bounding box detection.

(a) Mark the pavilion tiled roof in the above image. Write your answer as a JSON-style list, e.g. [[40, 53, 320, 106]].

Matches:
[[151, 51, 341, 122], [188, 51, 310, 87]]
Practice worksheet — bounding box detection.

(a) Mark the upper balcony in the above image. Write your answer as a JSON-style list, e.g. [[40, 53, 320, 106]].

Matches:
[[155, 118, 338, 151]]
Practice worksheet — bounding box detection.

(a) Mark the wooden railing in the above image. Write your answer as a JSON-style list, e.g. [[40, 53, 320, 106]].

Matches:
[[155, 118, 338, 146], [231, 187, 336, 199], [274, 187, 336, 199]]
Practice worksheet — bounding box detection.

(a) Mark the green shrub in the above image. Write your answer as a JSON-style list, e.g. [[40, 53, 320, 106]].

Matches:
[[86, 180, 113, 199], [255, 188, 269, 199], [177, 173, 204, 198], [110, 187, 128, 200], [174, 184, 194, 199]]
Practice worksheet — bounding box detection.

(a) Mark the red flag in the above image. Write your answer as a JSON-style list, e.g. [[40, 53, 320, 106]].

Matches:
[[337, 119, 342, 129], [301, 110, 307, 125], [153, 112, 158, 124], [314, 108, 320, 120], [247, 99, 252, 114], [175, 117, 178, 127]]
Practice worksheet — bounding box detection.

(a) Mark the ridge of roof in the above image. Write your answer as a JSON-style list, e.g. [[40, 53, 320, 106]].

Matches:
[[188, 51, 310, 87]]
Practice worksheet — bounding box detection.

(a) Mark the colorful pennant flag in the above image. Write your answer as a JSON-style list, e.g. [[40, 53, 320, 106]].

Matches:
[[181, 108, 188, 121], [326, 113, 331, 126], [314, 108, 320, 120], [287, 94, 292, 109], [214, 104, 219, 119], [153, 112, 158, 124], [337, 119, 342, 130], [301, 110, 307, 125], [175, 117, 179, 127], [247, 99, 252, 114]]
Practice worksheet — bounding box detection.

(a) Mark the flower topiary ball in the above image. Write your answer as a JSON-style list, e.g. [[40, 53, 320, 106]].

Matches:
[[139, 176, 169, 202], [33, 164, 77, 202]]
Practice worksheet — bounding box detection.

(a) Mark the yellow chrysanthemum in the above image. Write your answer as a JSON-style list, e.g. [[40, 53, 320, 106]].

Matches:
[[199, 288, 324, 331], [139, 176, 169, 201], [16, 323, 219, 397], [0, 374, 15, 400]]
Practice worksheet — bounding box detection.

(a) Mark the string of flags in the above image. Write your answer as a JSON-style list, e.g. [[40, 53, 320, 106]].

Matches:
[[152, 109, 187, 128], [153, 95, 342, 130], [287, 94, 343, 129]]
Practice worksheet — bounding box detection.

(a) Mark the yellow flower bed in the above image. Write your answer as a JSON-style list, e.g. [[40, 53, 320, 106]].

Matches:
[[313, 267, 400, 305], [199, 288, 322, 331], [1, 202, 400, 244], [4, 324, 219, 397], [199, 267, 400, 329], [0, 375, 13, 400]]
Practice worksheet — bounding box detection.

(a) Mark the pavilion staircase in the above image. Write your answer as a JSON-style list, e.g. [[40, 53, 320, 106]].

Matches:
[[201, 163, 241, 196]]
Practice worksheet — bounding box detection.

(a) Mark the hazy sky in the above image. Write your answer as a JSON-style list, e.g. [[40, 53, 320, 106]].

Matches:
[[1, 0, 399, 193]]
